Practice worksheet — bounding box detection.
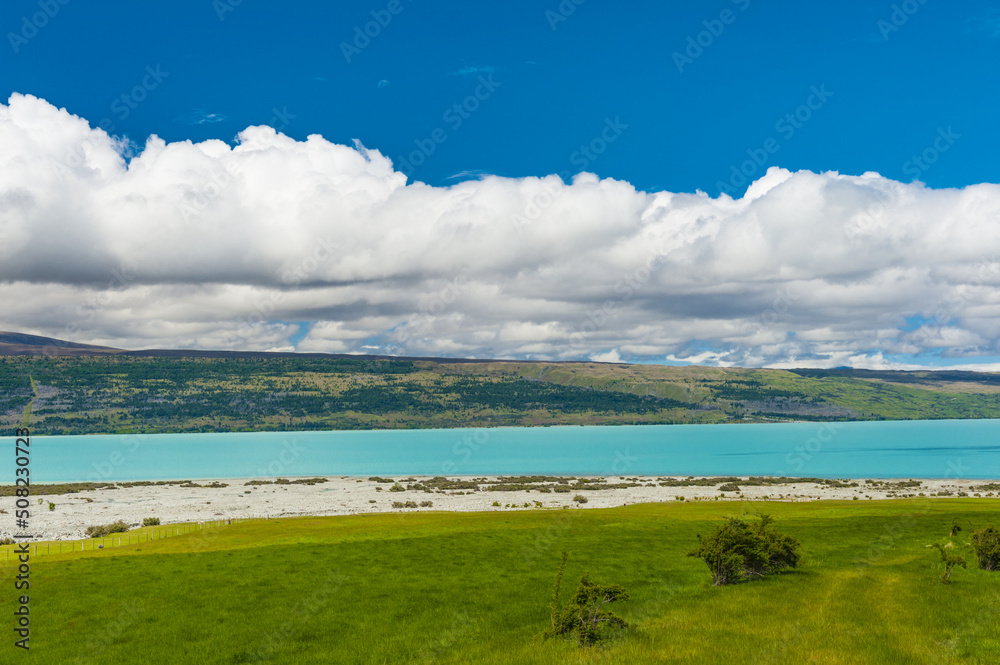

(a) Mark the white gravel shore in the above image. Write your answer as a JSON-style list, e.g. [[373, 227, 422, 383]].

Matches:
[[7, 475, 999, 541]]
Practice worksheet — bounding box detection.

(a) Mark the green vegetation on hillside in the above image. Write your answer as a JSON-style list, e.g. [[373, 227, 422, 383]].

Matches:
[[2, 355, 1000, 434], [4, 500, 998, 663]]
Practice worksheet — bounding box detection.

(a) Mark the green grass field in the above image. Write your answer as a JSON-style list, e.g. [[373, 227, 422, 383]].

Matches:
[[3, 500, 999, 663]]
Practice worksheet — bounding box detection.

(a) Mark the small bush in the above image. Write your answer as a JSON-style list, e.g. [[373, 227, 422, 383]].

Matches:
[[419, 500, 433, 507], [970, 526, 1000, 571], [368, 477, 394, 483], [572, 495, 588, 504], [718, 482, 741, 492], [544, 552, 629, 646], [86, 520, 130, 537], [48, 502, 55, 511], [106, 520, 130, 534], [0, 537, 15, 545], [391, 501, 404, 508], [389, 483, 405, 492], [368, 499, 376, 504], [688, 514, 801, 586], [930, 543, 966, 583], [143, 517, 160, 527]]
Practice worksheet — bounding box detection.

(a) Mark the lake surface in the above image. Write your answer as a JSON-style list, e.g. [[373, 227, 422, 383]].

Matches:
[[3, 419, 999, 483]]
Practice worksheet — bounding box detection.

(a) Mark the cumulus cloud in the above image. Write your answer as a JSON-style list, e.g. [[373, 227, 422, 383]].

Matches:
[[2, 93, 1000, 369]]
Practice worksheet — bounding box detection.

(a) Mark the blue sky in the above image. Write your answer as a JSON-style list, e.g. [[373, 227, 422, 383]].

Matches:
[[2, 0, 1000, 369], [3, 0, 999, 194]]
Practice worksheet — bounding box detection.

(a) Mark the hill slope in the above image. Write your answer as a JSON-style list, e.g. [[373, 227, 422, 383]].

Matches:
[[1, 343, 999, 434]]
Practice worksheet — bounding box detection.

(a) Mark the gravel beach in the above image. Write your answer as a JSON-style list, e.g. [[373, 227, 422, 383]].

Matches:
[[6, 475, 998, 541]]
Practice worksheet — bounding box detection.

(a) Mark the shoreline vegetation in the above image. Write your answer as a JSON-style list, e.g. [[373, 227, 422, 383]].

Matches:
[[3, 474, 998, 541], [2, 355, 1000, 435]]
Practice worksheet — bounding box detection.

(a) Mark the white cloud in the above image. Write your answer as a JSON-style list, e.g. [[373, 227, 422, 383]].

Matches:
[[2, 93, 1000, 369]]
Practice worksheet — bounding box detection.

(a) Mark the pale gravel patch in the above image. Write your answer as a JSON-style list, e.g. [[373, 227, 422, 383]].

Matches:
[[7, 476, 998, 541]]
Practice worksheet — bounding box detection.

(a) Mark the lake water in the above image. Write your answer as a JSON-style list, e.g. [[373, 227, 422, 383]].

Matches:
[[3, 420, 999, 483]]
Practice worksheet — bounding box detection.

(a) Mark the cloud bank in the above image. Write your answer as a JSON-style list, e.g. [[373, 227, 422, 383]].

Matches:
[[2, 93, 1000, 369]]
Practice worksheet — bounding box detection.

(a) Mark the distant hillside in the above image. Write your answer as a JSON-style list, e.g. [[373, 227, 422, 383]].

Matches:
[[0, 331, 122, 356], [1, 340, 998, 435]]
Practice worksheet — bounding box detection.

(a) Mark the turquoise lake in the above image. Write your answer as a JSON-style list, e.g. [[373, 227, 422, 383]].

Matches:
[[3, 419, 999, 483]]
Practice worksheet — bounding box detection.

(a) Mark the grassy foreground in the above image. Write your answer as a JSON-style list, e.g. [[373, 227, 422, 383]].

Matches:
[[3, 500, 999, 663]]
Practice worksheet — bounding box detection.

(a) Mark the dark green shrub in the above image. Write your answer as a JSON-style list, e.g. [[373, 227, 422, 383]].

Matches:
[[718, 482, 741, 492], [48, 502, 55, 511], [389, 483, 405, 492], [86, 525, 107, 538], [143, 517, 160, 527], [419, 500, 433, 507], [544, 552, 629, 646], [970, 526, 1000, 571], [688, 514, 801, 585], [106, 520, 130, 534], [573, 495, 588, 504]]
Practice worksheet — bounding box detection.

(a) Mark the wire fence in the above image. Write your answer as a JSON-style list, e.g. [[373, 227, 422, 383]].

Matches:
[[0, 517, 254, 565]]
